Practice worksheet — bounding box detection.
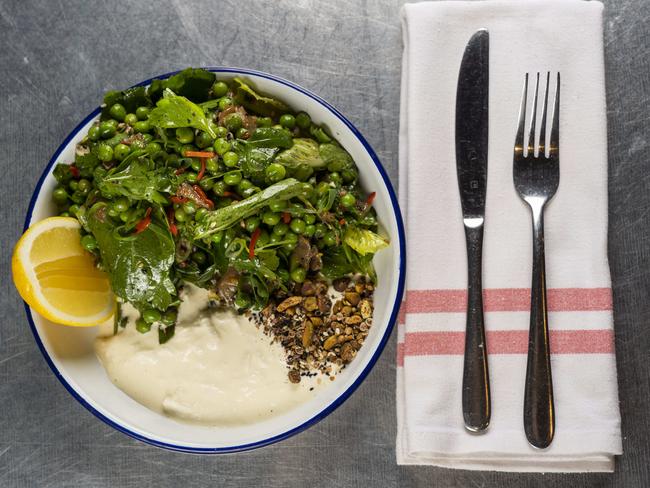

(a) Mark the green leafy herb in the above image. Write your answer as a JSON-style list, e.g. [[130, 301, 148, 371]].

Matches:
[[148, 68, 216, 103], [321, 244, 376, 281], [87, 203, 177, 312], [147, 89, 217, 138], [193, 178, 304, 238], [343, 226, 389, 256], [95, 159, 176, 205], [319, 143, 353, 172], [275, 138, 325, 169], [233, 77, 289, 117], [102, 86, 150, 119]]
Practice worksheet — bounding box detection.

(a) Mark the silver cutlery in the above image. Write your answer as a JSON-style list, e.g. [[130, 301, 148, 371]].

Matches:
[[513, 72, 560, 448], [456, 29, 491, 432]]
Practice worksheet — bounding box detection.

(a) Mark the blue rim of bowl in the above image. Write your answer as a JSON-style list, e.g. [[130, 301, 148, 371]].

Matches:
[[22, 67, 406, 453]]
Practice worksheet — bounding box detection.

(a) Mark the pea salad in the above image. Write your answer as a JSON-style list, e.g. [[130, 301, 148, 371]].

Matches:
[[51, 68, 389, 343]]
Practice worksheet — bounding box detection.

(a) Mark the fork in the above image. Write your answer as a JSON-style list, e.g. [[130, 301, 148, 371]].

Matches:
[[513, 72, 560, 449]]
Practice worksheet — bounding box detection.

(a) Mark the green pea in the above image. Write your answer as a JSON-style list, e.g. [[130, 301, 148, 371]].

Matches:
[[257, 230, 270, 247], [162, 309, 177, 326], [340, 193, 356, 208], [269, 233, 281, 245], [70, 191, 86, 204], [146, 142, 162, 154], [292, 164, 314, 182], [107, 207, 120, 218], [272, 222, 289, 236], [290, 218, 306, 234], [174, 207, 188, 222], [135, 106, 150, 120], [224, 114, 243, 131], [190, 158, 202, 172], [182, 201, 197, 215], [322, 232, 337, 247], [214, 126, 229, 138], [87, 125, 101, 141], [304, 224, 316, 237], [59, 211, 71, 217], [212, 81, 229, 98], [143, 309, 161, 324], [195, 207, 208, 221], [342, 169, 357, 183], [113, 197, 129, 213], [295, 112, 311, 129], [99, 120, 116, 138], [206, 158, 219, 173], [245, 217, 260, 233], [113, 143, 130, 160], [195, 131, 213, 149], [68, 204, 80, 216], [290, 267, 307, 283], [224, 171, 242, 186], [142, 133, 153, 143], [218, 97, 233, 111], [316, 181, 330, 195], [79, 234, 97, 252], [210, 231, 224, 244], [191, 250, 207, 265], [176, 127, 194, 144], [105, 119, 119, 130], [223, 151, 239, 168], [300, 183, 313, 199], [237, 179, 253, 193], [124, 113, 138, 126], [133, 121, 150, 133], [279, 114, 296, 129], [265, 163, 286, 182], [185, 171, 199, 183], [52, 187, 68, 205], [69, 180, 79, 191], [328, 171, 341, 183], [136, 317, 151, 333], [262, 211, 280, 226], [268, 199, 287, 212], [304, 213, 316, 225], [97, 144, 113, 162], [236, 127, 249, 139], [213, 137, 231, 155], [77, 179, 91, 193], [212, 180, 228, 196], [256, 117, 273, 128], [119, 208, 136, 223], [109, 103, 126, 121], [199, 178, 214, 191], [180, 144, 196, 156]]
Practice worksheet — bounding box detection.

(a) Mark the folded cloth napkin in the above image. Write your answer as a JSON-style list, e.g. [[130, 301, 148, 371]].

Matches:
[[397, 0, 622, 472]]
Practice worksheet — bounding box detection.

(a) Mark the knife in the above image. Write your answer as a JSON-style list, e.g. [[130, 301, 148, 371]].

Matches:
[[456, 29, 491, 432]]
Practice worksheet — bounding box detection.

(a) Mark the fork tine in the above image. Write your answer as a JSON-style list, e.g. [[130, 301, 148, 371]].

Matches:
[[527, 73, 539, 156], [550, 72, 560, 157], [538, 72, 550, 157], [515, 73, 528, 155]]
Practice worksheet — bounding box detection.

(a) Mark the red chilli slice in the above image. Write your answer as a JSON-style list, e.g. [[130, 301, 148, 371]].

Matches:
[[69, 165, 80, 178], [366, 191, 377, 206], [170, 196, 189, 204], [133, 207, 152, 235], [197, 158, 206, 181], [192, 185, 214, 209], [184, 150, 215, 158], [282, 212, 291, 224], [248, 227, 261, 260], [166, 207, 178, 236]]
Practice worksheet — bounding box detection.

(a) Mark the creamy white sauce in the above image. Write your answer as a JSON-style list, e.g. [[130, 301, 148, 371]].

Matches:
[[95, 285, 320, 426]]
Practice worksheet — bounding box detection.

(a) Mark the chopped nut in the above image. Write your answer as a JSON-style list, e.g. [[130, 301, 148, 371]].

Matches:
[[288, 370, 301, 384], [333, 277, 350, 292], [302, 320, 314, 348], [355, 282, 365, 294], [310, 316, 323, 328], [323, 335, 339, 350], [344, 291, 361, 306], [337, 334, 347, 344], [303, 296, 319, 312], [344, 327, 353, 335], [333, 301, 343, 314], [341, 306, 353, 317], [341, 343, 355, 363], [346, 315, 363, 325], [359, 299, 372, 319], [277, 296, 303, 312], [317, 294, 331, 313]]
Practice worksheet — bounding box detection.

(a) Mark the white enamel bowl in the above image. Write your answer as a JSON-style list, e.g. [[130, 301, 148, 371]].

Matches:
[[23, 68, 405, 452]]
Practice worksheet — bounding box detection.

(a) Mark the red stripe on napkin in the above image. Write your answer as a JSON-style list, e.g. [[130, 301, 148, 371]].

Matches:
[[396, 329, 614, 366], [405, 288, 612, 313]]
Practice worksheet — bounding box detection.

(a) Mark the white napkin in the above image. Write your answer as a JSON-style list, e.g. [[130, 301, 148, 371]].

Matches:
[[397, 0, 622, 472]]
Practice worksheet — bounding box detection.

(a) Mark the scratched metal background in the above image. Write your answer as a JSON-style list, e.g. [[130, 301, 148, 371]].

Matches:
[[1, 0, 648, 486]]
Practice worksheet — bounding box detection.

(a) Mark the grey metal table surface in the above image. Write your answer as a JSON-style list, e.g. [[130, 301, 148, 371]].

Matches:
[[0, 1, 648, 486]]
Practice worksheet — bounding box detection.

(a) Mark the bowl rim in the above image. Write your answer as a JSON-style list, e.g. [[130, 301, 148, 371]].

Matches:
[[22, 67, 406, 453]]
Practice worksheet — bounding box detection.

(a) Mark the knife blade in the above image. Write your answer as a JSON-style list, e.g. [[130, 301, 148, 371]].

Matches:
[[456, 28, 491, 432]]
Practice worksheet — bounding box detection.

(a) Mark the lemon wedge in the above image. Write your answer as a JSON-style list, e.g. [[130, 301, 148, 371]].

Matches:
[[12, 217, 115, 326]]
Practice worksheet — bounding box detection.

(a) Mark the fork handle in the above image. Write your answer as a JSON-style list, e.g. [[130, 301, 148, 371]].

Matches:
[[462, 223, 491, 432], [524, 206, 555, 448]]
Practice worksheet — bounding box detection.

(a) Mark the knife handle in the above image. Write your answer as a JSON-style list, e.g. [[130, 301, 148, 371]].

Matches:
[[462, 222, 491, 432]]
